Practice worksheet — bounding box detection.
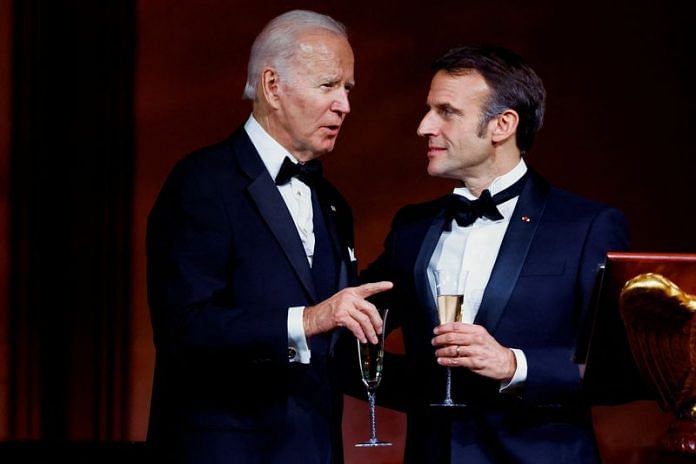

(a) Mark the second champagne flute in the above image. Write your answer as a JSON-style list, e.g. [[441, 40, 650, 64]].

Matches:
[[431, 269, 468, 407], [355, 308, 392, 447]]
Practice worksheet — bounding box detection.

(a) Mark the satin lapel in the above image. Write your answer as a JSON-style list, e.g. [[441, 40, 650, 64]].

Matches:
[[313, 180, 355, 355], [474, 172, 550, 332], [233, 131, 318, 302], [414, 210, 448, 328], [314, 180, 351, 290]]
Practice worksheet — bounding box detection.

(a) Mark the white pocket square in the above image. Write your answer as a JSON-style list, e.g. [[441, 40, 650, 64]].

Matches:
[[348, 247, 357, 262]]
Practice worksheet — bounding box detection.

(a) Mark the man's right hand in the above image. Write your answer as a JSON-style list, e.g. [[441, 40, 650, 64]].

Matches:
[[303, 281, 393, 344]]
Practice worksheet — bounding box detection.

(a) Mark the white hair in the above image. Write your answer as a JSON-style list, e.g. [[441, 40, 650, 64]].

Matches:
[[242, 10, 347, 100]]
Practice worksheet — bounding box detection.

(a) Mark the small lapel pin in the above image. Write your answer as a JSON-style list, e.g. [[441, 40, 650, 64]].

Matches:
[[521, 215, 531, 223], [330, 205, 336, 212]]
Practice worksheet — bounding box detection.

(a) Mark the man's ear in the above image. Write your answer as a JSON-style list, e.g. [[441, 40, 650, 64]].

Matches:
[[260, 67, 282, 109], [490, 109, 519, 144]]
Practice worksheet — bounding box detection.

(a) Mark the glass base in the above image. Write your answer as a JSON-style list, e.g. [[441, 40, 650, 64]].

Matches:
[[430, 401, 467, 408], [355, 439, 392, 447]]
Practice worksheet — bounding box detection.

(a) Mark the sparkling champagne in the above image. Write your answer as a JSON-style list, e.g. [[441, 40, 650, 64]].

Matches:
[[437, 294, 464, 324], [359, 341, 384, 390]]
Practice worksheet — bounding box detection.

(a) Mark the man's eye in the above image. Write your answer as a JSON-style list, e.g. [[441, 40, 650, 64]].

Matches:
[[439, 105, 461, 118]]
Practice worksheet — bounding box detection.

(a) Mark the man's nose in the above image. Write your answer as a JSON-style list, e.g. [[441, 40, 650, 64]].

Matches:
[[331, 90, 351, 114], [417, 111, 436, 137]]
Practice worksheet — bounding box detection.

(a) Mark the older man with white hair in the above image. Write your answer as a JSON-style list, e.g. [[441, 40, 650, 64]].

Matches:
[[146, 10, 391, 464]]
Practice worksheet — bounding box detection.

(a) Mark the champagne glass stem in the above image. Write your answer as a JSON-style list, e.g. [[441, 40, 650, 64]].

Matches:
[[444, 367, 453, 405], [367, 390, 377, 441]]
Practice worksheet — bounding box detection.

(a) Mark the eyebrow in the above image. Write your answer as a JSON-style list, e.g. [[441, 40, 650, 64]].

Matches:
[[319, 75, 354, 86], [433, 102, 462, 115]]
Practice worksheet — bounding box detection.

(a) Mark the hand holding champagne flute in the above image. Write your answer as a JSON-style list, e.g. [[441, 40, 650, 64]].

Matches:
[[431, 269, 468, 407]]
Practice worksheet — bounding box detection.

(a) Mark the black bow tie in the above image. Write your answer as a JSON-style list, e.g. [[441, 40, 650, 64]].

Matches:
[[443, 173, 528, 231], [275, 156, 323, 187]]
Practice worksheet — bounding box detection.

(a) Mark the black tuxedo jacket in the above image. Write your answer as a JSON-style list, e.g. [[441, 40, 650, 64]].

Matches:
[[146, 127, 356, 464], [362, 170, 629, 463]]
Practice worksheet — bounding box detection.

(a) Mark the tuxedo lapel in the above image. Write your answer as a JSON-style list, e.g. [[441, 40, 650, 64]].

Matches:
[[413, 208, 448, 327], [232, 131, 318, 302], [308, 178, 354, 355], [474, 171, 550, 332], [314, 180, 352, 289]]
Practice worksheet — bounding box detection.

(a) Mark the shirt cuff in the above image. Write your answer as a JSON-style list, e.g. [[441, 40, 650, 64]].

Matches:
[[500, 348, 527, 392], [288, 306, 311, 364]]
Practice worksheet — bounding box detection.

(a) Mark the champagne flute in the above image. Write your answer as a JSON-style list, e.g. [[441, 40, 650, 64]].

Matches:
[[431, 269, 468, 407], [355, 308, 392, 447]]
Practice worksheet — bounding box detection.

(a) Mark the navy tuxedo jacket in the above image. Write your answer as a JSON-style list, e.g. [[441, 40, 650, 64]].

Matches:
[[362, 170, 629, 463], [146, 128, 356, 464]]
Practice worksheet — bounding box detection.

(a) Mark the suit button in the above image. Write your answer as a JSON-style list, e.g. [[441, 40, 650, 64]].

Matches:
[[288, 348, 297, 360]]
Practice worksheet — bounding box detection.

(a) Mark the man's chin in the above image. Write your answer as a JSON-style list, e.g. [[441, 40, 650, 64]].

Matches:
[[427, 163, 444, 178], [427, 165, 460, 181], [314, 142, 337, 157]]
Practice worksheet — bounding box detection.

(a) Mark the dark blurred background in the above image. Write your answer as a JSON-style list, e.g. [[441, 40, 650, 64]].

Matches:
[[0, 0, 694, 462]]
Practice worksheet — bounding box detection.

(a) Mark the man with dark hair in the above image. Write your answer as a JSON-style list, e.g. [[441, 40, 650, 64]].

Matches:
[[146, 10, 390, 464], [364, 46, 629, 463]]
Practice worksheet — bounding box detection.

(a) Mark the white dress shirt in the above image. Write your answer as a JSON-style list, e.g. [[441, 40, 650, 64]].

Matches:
[[428, 159, 529, 391], [244, 115, 312, 363]]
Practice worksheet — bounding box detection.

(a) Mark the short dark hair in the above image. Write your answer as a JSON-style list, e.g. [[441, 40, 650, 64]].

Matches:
[[433, 46, 546, 154]]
